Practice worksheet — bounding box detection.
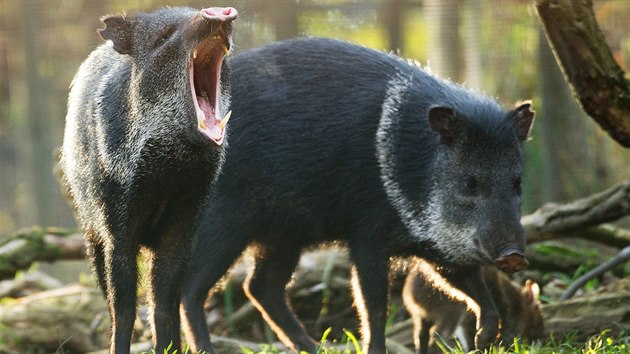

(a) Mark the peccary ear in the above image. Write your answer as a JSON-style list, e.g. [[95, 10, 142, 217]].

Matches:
[[428, 106, 463, 146], [98, 15, 134, 55], [523, 279, 540, 306], [511, 101, 535, 142]]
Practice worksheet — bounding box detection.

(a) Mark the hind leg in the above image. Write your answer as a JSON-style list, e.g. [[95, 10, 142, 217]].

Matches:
[[85, 232, 108, 300], [243, 244, 318, 353], [180, 228, 250, 354]]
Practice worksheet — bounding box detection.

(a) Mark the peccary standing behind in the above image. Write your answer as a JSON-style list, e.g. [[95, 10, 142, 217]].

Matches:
[[403, 261, 544, 354], [59, 6, 237, 354], [180, 37, 534, 354]]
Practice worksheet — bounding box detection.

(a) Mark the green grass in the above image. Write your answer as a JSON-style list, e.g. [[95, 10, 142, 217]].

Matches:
[[143, 330, 630, 354], [433, 330, 630, 354]]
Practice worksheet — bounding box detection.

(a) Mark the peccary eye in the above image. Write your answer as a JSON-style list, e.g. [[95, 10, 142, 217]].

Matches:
[[464, 176, 478, 192], [153, 27, 175, 48]]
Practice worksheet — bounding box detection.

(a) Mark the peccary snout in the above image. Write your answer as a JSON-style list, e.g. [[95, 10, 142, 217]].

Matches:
[[494, 246, 528, 273], [201, 7, 238, 22]]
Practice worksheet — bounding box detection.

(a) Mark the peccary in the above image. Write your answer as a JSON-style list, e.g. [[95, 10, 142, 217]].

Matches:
[[180, 37, 534, 354], [59, 6, 237, 354], [403, 261, 544, 354]]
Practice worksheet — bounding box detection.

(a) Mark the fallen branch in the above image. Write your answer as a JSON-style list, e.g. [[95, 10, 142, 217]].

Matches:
[[0, 284, 109, 353], [561, 246, 630, 301], [543, 279, 630, 339], [0, 271, 63, 298], [0, 227, 84, 281], [523, 180, 630, 244]]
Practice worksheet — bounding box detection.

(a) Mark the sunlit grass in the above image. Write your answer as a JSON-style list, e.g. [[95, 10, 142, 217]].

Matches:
[[143, 330, 630, 354]]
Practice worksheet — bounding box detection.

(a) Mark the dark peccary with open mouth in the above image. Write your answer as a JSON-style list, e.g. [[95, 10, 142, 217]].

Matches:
[[403, 261, 545, 354], [180, 37, 534, 354], [59, 6, 237, 354]]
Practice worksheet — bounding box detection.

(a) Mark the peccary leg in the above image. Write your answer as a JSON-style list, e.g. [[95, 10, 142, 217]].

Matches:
[[85, 234, 109, 299], [348, 243, 389, 354], [106, 241, 139, 354], [181, 232, 250, 354], [417, 317, 433, 354], [441, 266, 500, 350], [243, 244, 318, 353], [147, 231, 191, 353]]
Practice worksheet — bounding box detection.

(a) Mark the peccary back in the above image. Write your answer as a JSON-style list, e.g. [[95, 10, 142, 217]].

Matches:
[[181, 37, 534, 354], [60, 6, 237, 354]]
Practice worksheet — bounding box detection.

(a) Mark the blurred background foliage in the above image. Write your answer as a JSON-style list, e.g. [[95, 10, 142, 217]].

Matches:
[[0, 0, 629, 241]]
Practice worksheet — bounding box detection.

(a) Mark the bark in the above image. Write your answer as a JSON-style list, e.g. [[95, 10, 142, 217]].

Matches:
[[0, 284, 109, 353], [0, 270, 63, 298], [535, 0, 630, 147], [424, 0, 461, 80], [522, 180, 630, 243], [0, 227, 85, 281], [542, 279, 630, 340], [384, 0, 404, 53]]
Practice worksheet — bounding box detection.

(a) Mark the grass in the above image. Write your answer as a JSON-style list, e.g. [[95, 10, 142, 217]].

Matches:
[[143, 330, 630, 354]]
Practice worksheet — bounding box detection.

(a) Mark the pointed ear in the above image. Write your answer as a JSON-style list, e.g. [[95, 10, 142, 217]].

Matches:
[[428, 106, 462, 146], [523, 279, 540, 306], [98, 15, 134, 55], [511, 101, 535, 142]]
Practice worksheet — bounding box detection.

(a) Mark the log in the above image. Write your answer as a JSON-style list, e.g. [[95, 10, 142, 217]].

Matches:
[[523, 180, 630, 244], [0, 227, 85, 281], [535, 0, 630, 147], [0, 270, 63, 298], [542, 279, 630, 340], [0, 284, 109, 353]]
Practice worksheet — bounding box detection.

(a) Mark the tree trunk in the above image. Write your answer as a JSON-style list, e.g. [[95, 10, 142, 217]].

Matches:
[[424, 0, 461, 81], [272, 0, 299, 40], [384, 0, 404, 53], [535, 0, 630, 147], [462, 0, 482, 89]]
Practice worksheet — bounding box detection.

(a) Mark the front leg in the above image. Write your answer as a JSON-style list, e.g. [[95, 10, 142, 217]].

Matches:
[[348, 242, 390, 354], [441, 266, 500, 350]]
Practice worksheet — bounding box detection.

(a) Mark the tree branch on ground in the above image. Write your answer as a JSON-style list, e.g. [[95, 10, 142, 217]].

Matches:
[[523, 180, 630, 244], [0, 227, 84, 281]]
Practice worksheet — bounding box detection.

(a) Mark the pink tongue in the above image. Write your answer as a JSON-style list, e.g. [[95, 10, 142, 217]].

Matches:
[[198, 97, 214, 119], [197, 96, 223, 143]]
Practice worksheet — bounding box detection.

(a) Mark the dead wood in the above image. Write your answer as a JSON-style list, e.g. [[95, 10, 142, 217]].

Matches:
[[0, 227, 84, 281], [535, 0, 630, 147]]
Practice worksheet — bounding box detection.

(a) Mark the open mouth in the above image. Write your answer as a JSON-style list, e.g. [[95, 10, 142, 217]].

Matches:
[[190, 32, 231, 145]]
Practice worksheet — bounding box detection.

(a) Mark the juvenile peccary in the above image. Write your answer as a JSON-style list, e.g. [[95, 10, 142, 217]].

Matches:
[[59, 6, 237, 354], [180, 37, 534, 354], [403, 261, 544, 354]]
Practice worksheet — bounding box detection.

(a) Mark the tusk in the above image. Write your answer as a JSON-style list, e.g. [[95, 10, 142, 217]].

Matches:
[[193, 49, 198, 59], [219, 110, 232, 129], [197, 110, 206, 129]]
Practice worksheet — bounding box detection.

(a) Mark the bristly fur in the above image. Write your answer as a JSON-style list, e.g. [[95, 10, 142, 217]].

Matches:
[[60, 7, 235, 354], [181, 37, 534, 354]]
